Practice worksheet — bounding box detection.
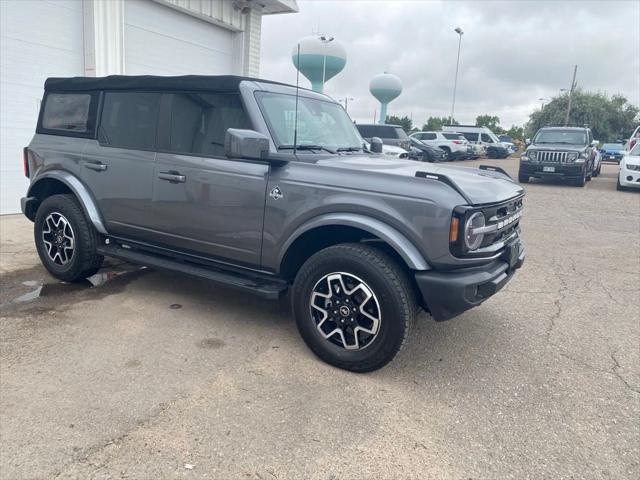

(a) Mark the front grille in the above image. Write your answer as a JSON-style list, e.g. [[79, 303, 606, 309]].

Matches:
[[479, 196, 524, 249], [538, 151, 570, 163]]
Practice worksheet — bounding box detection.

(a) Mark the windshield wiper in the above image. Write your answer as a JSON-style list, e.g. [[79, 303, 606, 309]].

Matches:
[[278, 144, 336, 154]]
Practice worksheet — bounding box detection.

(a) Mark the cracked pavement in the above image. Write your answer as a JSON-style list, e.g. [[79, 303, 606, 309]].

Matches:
[[1, 158, 639, 479]]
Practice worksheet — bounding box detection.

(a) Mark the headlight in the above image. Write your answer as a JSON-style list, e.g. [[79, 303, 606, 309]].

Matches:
[[628, 163, 640, 171], [464, 212, 485, 251], [567, 152, 578, 162], [527, 150, 538, 161]]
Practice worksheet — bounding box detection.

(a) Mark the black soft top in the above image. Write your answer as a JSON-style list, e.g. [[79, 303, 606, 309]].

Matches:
[[44, 75, 291, 93]]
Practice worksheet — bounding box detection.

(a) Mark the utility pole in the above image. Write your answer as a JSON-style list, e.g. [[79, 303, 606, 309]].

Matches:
[[450, 27, 464, 125], [564, 65, 578, 126]]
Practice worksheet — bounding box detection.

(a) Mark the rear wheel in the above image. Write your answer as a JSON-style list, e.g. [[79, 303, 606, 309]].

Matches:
[[34, 194, 103, 282], [440, 147, 452, 161], [292, 243, 417, 372]]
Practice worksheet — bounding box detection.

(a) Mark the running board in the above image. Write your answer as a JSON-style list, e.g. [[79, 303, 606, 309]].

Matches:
[[97, 243, 288, 300]]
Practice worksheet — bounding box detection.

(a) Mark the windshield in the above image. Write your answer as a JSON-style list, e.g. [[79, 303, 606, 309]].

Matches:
[[256, 92, 363, 150], [534, 129, 587, 145], [602, 143, 623, 150]]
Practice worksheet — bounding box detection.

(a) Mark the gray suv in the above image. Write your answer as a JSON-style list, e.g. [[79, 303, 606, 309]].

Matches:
[[22, 75, 525, 372]]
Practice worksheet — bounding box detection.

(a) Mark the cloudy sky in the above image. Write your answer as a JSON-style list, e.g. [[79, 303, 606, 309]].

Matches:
[[260, 0, 640, 128]]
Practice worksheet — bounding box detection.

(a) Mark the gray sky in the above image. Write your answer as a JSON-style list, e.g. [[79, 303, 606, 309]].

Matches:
[[260, 0, 640, 128]]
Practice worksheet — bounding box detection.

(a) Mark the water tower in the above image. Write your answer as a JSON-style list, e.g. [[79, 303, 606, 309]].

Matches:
[[369, 73, 403, 124], [292, 35, 347, 93]]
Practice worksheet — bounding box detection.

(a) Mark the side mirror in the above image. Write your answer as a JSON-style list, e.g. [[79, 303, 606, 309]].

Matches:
[[225, 128, 270, 160], [370, 137, 383, 153]]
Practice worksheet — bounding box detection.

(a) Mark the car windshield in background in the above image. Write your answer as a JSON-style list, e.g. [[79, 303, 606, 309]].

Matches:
[[534, 130, 587, 145], [256, 92, 362, 151], [602, 143, 624, 150]]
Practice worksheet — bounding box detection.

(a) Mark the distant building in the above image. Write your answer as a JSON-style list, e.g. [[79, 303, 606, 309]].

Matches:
[[0, 0, 298, 214]]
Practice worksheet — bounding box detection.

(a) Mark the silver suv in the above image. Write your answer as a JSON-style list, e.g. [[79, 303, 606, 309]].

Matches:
[[22, 75, 525, 372], [410, 131, 470, 160]]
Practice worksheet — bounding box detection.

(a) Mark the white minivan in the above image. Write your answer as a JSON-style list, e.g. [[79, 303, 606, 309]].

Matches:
[[443, 125, 510, 159]]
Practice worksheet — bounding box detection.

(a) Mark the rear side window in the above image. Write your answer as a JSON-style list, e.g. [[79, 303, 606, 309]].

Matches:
[[462, 132, 478, 142], [99, 92, 160, 150], [443, 133, 462, 140], [168, 93, 250, 157], [41, 93, 92, 133]]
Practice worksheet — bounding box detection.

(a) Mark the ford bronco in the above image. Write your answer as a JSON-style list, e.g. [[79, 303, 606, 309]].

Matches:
[[22, 75, 525, 372]]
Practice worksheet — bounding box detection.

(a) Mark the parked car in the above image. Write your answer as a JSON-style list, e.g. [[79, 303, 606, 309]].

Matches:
[[22, 74, 525, 372], [600, 143, 626, 163], [617, 142, 640, 190], [499, 135, 518, 154], [519, 126, 597, 187], [382, 143, 409, 159], [443, 125, 510, 158], [356, 123, 411, 151], [592, 147, 602, 177], [625, 125, 640, 152], [407, 137, 446, 162], [409, 131, 468, 160]]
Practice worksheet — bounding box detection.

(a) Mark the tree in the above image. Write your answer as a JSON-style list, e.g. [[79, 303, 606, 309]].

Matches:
[[506, 125, 524, 141], [421, 116, 457, 132], [476, 115, 505, 135], [525, 89, 639, 142], [386, 115, 412, 132]]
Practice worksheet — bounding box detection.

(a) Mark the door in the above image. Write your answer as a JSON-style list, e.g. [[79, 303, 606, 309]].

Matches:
[[81, 91, 160, 239], [149, 92, 269, 267], [1, 0, 84, 213]]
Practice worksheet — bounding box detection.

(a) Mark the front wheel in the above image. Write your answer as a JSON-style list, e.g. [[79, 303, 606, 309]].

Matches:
[[440, 147, 452, 161], [292, 243, 417, 372], [518, 172, 530, 183], [34, 194, 104, 282], [572, 170, 586, 187]]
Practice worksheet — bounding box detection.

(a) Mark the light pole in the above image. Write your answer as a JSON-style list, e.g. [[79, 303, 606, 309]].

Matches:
[[564, 65, 578, 126], [449, 27, 464, 125], [319, 35, 335, 88], [340, 97, 354, 112], [538, 97, 548, 111]]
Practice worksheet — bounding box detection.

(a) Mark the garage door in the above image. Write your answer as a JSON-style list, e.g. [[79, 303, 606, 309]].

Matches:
[[124, 1, 235, 76], [0, 0, 85, 214]]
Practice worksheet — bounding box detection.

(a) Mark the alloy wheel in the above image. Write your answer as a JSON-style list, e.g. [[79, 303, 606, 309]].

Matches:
[[42, 212, 75, 266], [310, 272, 382, 351]]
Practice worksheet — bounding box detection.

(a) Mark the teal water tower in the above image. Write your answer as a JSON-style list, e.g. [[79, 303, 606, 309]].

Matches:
[[369, 73, 403, 124], [292, 35, 347, 93]]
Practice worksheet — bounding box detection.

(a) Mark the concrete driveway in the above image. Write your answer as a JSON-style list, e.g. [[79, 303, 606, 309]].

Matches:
[[1, 158, 638, 479]]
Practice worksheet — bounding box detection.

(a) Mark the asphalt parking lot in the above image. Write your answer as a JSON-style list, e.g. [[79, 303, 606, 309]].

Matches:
[[1, 157, 639, 479]]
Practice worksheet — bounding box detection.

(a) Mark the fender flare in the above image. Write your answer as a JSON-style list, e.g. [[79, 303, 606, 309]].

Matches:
[[278, 213, 431, 271], [27, 171, 108, 234]]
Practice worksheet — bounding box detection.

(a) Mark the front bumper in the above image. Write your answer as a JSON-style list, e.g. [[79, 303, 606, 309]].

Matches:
[[520, 161, 585, 178], [415, 241, 525, 321], [619, 167, 640, 188]]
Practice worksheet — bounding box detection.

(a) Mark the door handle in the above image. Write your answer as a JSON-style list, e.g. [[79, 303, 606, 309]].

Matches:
[[158, 171, 186, 183], [84, 162, 107, 172]]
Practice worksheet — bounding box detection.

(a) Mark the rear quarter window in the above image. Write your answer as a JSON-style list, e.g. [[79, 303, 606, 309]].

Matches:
[[39, 93, 95, 135]]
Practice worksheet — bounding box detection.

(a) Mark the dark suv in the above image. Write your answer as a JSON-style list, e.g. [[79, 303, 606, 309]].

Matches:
[[355, 123, 411, 151], [519, 127, 597, 186], [22, 75, 525, 372]]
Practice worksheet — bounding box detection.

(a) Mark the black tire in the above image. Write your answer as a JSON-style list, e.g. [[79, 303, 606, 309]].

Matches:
[[487, 148, 498, 159], [292, 243, 417, 373], [518, 172, 530, 183], [616, 177, 624, 191], [34, 194, 104, 282], [572, 170, 586, 187], [440, 147, 452, 161]]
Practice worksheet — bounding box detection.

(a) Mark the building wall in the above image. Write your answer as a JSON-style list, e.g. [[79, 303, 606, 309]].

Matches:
[[0, 0, 296, 214]]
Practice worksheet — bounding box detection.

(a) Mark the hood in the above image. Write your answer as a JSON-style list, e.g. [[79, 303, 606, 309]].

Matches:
[[528, 143, 587, 152], [315, 154, 524, 205]]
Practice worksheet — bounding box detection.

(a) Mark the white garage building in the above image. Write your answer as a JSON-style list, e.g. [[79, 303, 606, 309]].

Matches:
[[0, 0, 297, 214]]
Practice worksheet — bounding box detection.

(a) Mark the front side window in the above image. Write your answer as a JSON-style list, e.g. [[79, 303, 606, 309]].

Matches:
[[534, 129, 587, 145], [42, 93, 91, 132], [481, 133, 494, 143], [169, 93, 250, 157], [423, 132, 437, 140], [257, 92, 362, 150], [99, 92, 160, 150]]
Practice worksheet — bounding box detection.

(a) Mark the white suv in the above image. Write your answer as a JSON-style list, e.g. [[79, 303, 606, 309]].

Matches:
[[410, 131, 469, 160]]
